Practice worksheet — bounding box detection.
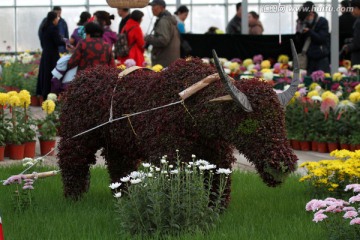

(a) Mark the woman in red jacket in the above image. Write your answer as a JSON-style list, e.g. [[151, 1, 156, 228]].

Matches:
[[119, 10, 145, 67]]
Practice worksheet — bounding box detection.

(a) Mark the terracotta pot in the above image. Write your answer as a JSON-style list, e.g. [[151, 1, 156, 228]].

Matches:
[[354, 144, 360, 151], [317, 142, 328, 153], [30, 96, 40, 107], [9, 144, 25, 160], [340, 143, 351, 150], [24, 141, 36, 158], [38, 96, 44, 106], [4, 144, 10, 158], [39, 140, 56, 156], [291, 139, 301, 150], [0, 146, 5, 161], [350, 144, 357, 151], [311, 141, 318, 152], [327, 142, 339, 153], [299, 141, 311, 151]]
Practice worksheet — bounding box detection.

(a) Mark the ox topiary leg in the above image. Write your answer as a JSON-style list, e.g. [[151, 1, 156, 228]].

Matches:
[[58, 138, 98, 200], [102, 148, 141, 186]]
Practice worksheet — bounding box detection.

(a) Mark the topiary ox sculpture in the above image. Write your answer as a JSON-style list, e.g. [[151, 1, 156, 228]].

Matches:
[[58, 40, 300, 200]]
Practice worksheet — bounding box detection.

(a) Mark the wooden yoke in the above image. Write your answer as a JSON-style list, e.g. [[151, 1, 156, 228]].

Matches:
[[179, 73, 220, 100]]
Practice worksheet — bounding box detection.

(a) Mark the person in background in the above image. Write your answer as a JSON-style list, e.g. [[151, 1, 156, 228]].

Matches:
[[53, 6, 69, 53], [37, 11, 65, 100], [226, 2, 242, 34], [70, 11, 91, 47], [118, 10, 145, 67], [117, 8, 131, 33], [67, 22, 115, 73], [296, 1, 330, 74], [93, 11, 118, 48], [248, 11, 263, 35], [174, 5, 189, 33], [145, 0, 180, 67], [339, 0, 356, 59], [342, 0, 360, 65]]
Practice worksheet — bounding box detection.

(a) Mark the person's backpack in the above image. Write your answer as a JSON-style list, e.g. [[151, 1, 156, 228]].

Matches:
[[114, 26, 136, 58]]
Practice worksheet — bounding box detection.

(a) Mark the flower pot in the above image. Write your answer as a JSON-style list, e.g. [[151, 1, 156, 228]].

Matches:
[[311, 141, 318, 152], [38, 96, 44, 106], [39, 140, 56, 156], [291, 139, 301, 150], [24, 141, 36, 158], [340, 143, 351, 150], [299, 141, 311, 151], [9, 144, 25, 160], [0, 146, 5, 161], [30, 96, 40, 106], [317, 142, 328, 153], [4, 144, 10, 158], [350, 144, 357, 151], [327, 142, 339, 153]]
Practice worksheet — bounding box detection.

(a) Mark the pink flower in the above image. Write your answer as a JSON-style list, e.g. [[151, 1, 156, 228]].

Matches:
[[344, 211, 359, 219], [306, 200, 327, 211], [349, 194, 360, 204], [22, 185, 34, 190], [124, 59, 136, 68], [325, 205, 339, 212], [273, 63, 281, 70], [345, 184, 360, 192], [343, 207, 356, 212], [254, 63, 261, 71], [313, 213, 328, 223], [350, 218, 360, 225], [253, 54, 263, 64], [306, 199, 319, 211], [311, 70, 325, 82]]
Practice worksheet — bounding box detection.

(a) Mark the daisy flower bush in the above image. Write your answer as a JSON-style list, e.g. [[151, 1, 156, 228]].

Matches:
[[112, 150, 231, 237], [300, 150, 360, 197], [305, 184, 360, 239]]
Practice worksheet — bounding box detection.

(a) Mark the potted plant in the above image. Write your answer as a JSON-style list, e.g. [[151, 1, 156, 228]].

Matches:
[[38, 100, 57, 156], [0, 127, 6, 161], [21, 121, 37, 158]]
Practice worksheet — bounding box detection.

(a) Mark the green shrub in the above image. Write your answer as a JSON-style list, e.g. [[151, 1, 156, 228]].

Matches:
[[113, 152, 231, 237]]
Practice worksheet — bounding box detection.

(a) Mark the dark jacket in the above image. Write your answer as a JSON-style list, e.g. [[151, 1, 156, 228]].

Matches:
[[297, 16, 330, 60], [339, 12, 356, 48], [226, 15, 241, 34], [348, 17, 360, 65], [36, 24, 64, 99], [38, 17, 68, 53], [119, 14, 130, 34], [145, 10, 180, 67]]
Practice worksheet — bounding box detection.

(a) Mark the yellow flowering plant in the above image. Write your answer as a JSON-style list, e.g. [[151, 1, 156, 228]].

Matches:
[[38, 100, 57, 141], [299, 150, 360, 197], [6, 91, 28, 145]]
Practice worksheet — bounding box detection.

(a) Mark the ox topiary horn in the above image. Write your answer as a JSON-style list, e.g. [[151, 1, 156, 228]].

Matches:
[[277, 39, 300, 106], [212, 50, 253, 112]]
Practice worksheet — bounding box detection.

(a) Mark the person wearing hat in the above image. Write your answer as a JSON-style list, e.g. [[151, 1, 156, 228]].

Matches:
[[144, 0, 180, 67], [295, 1, 330, 74], [342, 0, 360, 65]]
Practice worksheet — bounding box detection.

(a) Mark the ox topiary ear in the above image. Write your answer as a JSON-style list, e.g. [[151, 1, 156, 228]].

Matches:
[[212, 50, 253, 112]]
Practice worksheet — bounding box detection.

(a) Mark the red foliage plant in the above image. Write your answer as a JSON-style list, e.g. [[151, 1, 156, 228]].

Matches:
[[58, 58, 298, 201]]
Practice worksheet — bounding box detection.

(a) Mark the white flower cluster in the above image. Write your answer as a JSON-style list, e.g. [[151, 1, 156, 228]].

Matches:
[[18, 52, 34, 64], [22, 157, 44, 168]]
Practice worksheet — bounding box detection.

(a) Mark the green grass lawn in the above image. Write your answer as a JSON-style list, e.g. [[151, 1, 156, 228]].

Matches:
[[0, 164, 325, 240]]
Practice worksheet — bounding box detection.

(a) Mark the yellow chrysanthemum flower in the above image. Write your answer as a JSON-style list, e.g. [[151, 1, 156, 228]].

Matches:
[[8, 95, 21, 107], [229, 62, 240, 72], [0, 93, 9, 106], [309, 82, 320, 91], [7, 91, 18, 97], [4, 62, 11, 67], [349, 92, 360, 103], [261, 60, 271, 69], [307, 90, 319, 98], [249, 69, 258, 74], [355, 84, 360, 93], [343, 60, 352, 69], [277, 54, 289, 64], [242, 59, 253, 68], [321, 91, 339, 103], [42, 100, 56, 115], [152, 64, 163, 72], [332, 72, 342, 81], [117, 64, 126, 70], [18, 90, 31, 108], [324, 73, 331, 78], [261, 68, 272, 73]]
